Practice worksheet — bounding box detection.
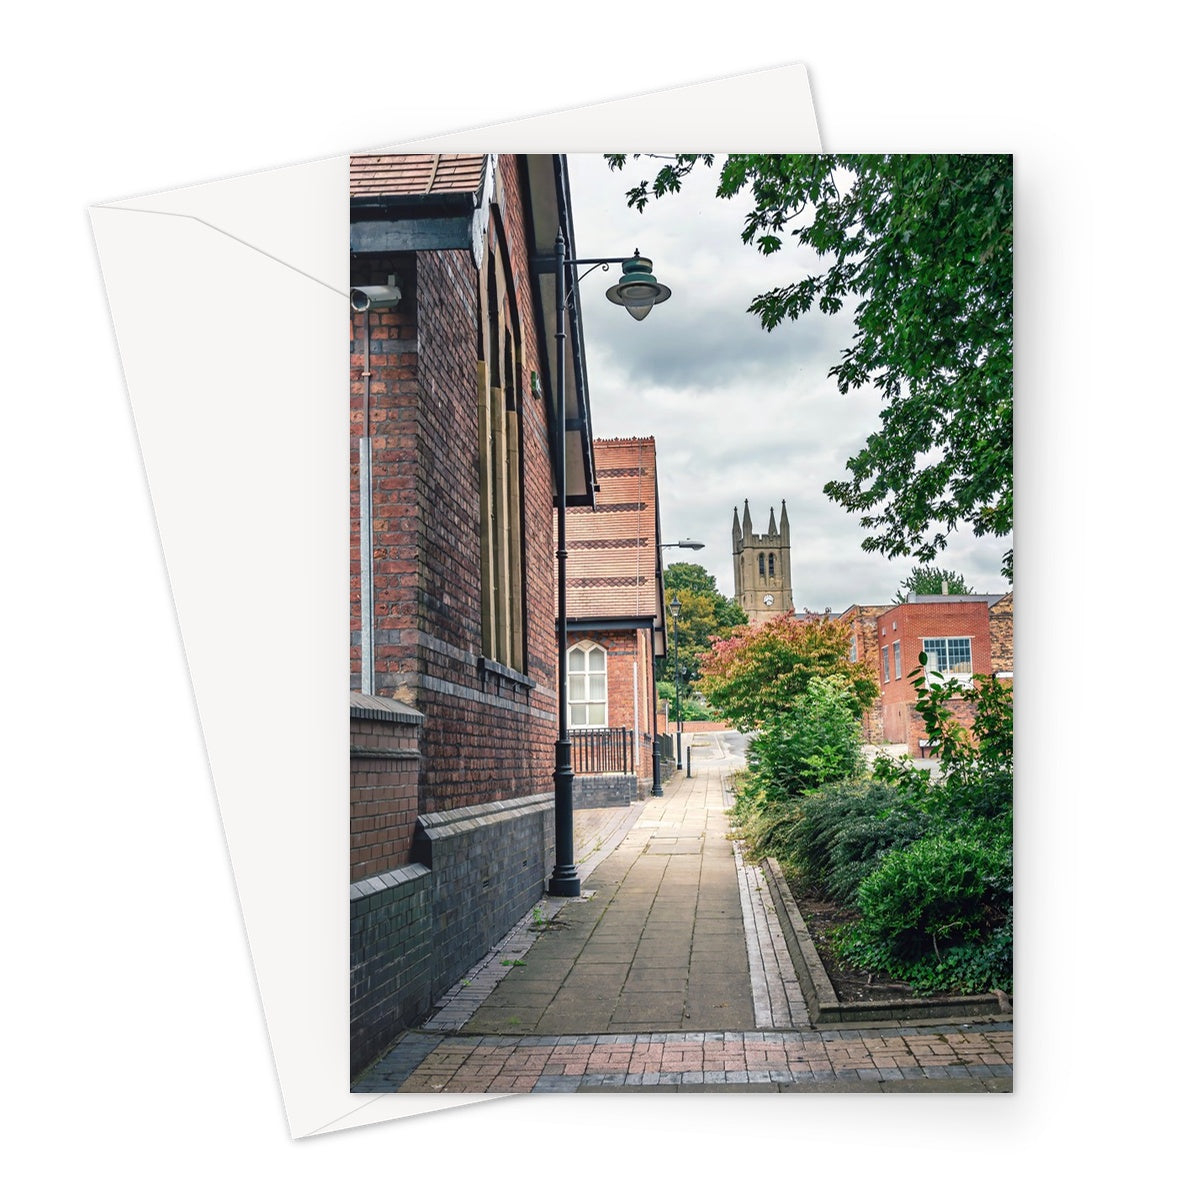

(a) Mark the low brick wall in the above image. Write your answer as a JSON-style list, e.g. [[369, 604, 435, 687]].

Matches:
[[350, 863, 432, 1075], [415, 793, 555, 1001], [573, 773, 638, 808], [350, 693, 423, 881], [762, 857, 1004, 1025]]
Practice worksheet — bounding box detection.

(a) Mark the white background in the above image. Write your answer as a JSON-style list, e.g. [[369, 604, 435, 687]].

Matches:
[[3, 3, 1192, 1192]]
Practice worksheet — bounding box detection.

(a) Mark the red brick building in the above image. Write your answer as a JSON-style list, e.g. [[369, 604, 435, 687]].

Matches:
[[347, 154, 600, 1072], [561, 437, 667, 800], [869, 593, 1011, 755]]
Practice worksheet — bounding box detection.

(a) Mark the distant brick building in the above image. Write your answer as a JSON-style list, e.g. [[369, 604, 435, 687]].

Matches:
[[346, 153, 599, 1073], [868, 593, 1012, 755], [561, 437, 667, 801]]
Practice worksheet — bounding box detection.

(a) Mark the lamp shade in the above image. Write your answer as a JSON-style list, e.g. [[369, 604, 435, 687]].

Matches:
[[606, 255, 671, 320]]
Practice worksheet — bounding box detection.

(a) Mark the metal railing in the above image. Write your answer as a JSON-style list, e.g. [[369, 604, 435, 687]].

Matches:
[[570, 727, 635, 775]]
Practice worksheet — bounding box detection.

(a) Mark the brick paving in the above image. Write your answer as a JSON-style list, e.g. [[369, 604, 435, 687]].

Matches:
[[353, 733, 1013, 1093], [354, 1026, 1012, 1092]]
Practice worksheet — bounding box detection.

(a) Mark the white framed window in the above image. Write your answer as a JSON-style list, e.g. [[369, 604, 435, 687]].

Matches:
[[849, 634, 858, 663], [882, 644, 891, 683], [893, 640, 902, 679], [568, 640, 608, 728], [923, 636, 973, 684]]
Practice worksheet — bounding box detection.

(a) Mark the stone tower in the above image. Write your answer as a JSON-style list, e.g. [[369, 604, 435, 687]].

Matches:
[[732, 499, 794, 622]]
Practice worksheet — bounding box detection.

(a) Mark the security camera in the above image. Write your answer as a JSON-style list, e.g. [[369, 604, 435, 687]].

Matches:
[[350, 284, 402, 312]]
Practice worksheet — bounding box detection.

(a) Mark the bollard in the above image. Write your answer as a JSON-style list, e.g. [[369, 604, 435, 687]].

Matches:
[[686, 745, 692, 778]]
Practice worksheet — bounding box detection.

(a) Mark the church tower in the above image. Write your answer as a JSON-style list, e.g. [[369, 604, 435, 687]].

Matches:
[[732, 499, 794, 622]]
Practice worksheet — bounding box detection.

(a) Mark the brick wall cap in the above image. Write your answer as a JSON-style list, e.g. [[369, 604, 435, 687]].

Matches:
[[349, 691, 424, 724]]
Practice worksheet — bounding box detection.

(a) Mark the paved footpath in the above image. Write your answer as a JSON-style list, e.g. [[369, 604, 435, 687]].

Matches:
[[353, 733, 1013, 1093]]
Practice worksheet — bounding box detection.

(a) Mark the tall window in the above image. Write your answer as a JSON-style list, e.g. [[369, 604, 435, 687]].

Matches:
[[758, 552, 765, 577], [882, 644, 891, 683], [849, 634, 858, 663], [768, 552, 776, 577], [893, 640, 902, 679], [478, 222, 525, 672], [568, 641, 608, 728], [923, 637, 972, 679]]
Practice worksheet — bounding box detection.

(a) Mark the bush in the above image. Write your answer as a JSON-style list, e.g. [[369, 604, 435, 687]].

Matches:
[[744, 676, 864, 802], [837, 831, 1013, 993], [732, 777, 931, 906]]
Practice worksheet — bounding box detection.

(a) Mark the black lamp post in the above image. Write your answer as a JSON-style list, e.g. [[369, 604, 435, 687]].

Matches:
[[546, 232, 671, 898], [670, 596, 683, 771], [651, 539, 704, 797]]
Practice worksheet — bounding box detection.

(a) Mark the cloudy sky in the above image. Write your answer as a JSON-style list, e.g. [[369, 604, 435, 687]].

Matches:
[[564, 153, 1012, 611]]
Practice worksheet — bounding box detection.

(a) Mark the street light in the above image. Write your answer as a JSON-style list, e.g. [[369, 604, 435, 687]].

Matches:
[[545, 232, 671, 899], [650, 539, 705, 796], [670, 596, 683, 771]]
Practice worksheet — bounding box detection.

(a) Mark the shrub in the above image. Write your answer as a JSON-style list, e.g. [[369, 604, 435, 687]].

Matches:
[[733, 777, 931, 906], [744, 676, 864, 802], [826, 803, 935, 905], [837, 831, 1013, 993]]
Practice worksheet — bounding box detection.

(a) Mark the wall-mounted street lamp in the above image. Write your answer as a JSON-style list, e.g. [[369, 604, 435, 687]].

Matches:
[[650, 539, 705, 796], [545, 233, 671, 899]]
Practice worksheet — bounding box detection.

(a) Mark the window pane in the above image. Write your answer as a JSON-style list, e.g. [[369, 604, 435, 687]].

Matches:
[[569, 703, 586, 726], [569, 647, 585, 670], [589, 676, 606, 700], [588, 646, 605, 672], [947, 638, 972, 673], [587, 703, 605, 725], [923, 638, 947, 673], [569, 677, 585, 701]]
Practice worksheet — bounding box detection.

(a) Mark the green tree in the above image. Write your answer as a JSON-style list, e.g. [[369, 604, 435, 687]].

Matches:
[[892, 565, 973, 605], [697, 613, 878, 731], [660, 562, 747, 693], [607, 153, 1013, 581]]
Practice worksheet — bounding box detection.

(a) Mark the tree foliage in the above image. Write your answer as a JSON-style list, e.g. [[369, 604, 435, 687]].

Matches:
[[697, 613, 878, 731], [606, 153, 1013, 581], [660, 562, 747, 692], [892, 565, 973, 605]]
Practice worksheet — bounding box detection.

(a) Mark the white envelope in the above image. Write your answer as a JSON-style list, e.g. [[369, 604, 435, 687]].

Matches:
[[89, 64, 821, 1139]]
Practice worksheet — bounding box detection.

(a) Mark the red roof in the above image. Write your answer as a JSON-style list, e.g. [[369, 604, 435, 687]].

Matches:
[[562, 438, 661, 621], [349, 154, 487, 199]]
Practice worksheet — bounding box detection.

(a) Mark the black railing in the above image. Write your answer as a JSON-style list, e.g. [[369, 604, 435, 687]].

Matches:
[[571, 727, 635, 775]]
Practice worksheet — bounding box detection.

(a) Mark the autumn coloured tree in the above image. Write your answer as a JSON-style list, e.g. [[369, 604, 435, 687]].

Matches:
[[697, 613, 878, 731], [659, 562, 747, 694]]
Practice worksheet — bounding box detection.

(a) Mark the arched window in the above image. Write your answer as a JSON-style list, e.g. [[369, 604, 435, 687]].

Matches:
[[568, 640, 608, 728], [768, 553, 776, 578], [758, 553, 765, 577]]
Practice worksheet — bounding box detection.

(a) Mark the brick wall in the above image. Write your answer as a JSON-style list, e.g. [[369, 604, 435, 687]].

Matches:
[[841, 605, 889, 744], [350, 155, 559, 818], [349, 156, 565, 1070], [567, 627, 658, 788], [349, 695, 422, 881], [350, 864, 431, 1076], [876, 599, 995, 754], [989, 593, 1014, 672]]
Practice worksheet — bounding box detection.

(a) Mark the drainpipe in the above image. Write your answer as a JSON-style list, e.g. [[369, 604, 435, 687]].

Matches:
[[350, 280, 402, 696]]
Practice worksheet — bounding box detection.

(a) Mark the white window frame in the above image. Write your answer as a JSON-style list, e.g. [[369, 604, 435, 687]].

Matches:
[[568, 639, 609, 729], [922, 636, 974, 687]]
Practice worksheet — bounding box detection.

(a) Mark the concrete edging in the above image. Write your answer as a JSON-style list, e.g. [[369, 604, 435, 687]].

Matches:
[[761, 856, 1005, 1026]]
